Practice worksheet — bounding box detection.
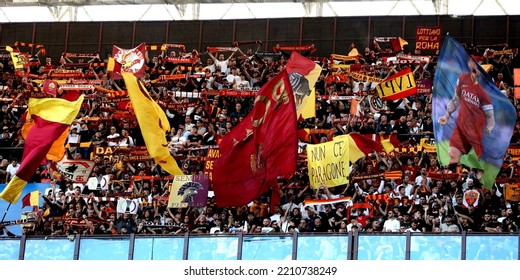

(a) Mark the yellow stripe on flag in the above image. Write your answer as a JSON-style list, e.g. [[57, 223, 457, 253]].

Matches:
[[107, 57, 115, 72], [481, 64, 493, 73], [28, 96, 84, 125], [381, 138, 395, 153], [29, 191, 39, 206], [399, 37, 408, 49], [0, 175, 28, 204], [348, 48, 359, 57], [344, 135, 367, 163], [122, 72, 183, 176], [27, 190, 40, 206]]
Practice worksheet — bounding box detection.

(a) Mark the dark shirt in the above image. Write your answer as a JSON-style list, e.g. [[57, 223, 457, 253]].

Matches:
[[376, 122, 392, 134], [115, 217, 136, 234], [187, 133, 202, 147]]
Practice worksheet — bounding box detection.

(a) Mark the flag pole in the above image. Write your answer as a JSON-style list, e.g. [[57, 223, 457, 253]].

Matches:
[[0, 203, 12, 224]]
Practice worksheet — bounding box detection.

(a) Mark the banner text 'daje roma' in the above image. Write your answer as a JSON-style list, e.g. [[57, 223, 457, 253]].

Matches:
[[306, 137, 349, 189]]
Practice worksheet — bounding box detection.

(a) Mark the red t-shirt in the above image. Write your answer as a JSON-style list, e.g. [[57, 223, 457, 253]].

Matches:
[[455, 73, 493, 141], [356, 215, 368, 227], [403, 165, 418, 180]]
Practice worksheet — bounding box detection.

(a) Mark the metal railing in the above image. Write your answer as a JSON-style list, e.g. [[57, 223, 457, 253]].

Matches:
[[1, 232, 519, 260]]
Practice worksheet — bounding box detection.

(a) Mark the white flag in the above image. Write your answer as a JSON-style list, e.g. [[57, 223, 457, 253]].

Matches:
[[116, 197, 139, 214]]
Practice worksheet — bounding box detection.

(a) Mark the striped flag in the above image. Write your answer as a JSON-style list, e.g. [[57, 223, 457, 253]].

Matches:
[[0, 91, 83, 204], [376, 67, 417, 101], [21, 191, 40, 208], [346, 133, 384, 162], [384, 170, 403, 180], [304, 196, 351, 207]]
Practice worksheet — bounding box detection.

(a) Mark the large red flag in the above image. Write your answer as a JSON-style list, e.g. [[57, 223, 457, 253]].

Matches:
[[0, 91, 83, 204], [213, 70, 298, 207]]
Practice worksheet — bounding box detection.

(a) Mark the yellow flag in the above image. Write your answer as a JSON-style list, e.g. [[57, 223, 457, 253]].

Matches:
[[121, 72, 183, 176], [306, 136, 350, 189], [6, 46, 28, 69], [380, 138, 395, 154]]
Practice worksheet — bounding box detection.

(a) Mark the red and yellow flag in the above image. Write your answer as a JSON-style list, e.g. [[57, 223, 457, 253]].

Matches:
[[367, 133, 400, 154], [306, 133, 382, 188], [285, 51, 322, 120], [347, 133, 384, 161], [390, 37, 408, 52], [121, 72, 183, 176], [376, 67, 417, 101], [22, 191, 40, 208], [6, 46, 28, 70], [21, 114, 69, 163], [0, 91, 83, 204], [213, 70, 298, 207]]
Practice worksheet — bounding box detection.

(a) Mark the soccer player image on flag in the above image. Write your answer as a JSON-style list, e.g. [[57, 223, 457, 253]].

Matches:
[[433, 35, 516, 188]]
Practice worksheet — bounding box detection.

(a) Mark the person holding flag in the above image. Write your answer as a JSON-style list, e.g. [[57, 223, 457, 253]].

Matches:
[[437, 57, 495, 174]]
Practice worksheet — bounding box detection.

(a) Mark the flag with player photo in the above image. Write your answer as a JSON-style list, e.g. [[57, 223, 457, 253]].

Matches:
[[433, 35, 516, 189]]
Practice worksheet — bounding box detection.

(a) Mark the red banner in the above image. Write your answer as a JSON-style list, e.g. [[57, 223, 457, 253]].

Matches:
[[416, 79, 433, 95], [109, 43, 146, 80], [415, 26, 441, 51], [203, 148, 220, 184]]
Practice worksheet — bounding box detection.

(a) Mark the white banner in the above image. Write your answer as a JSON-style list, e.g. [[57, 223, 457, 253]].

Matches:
[[116, 198, 139, 214], [86, 175, 111, 190], [57, 156, 95, 184]]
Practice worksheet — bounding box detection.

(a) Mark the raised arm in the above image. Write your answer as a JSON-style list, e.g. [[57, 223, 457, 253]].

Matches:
[[438, 94, 461, 125], [207, 51, 217, 63], [484, 109, 495, 134]]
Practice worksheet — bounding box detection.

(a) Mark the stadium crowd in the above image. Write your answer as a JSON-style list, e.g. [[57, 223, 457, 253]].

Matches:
[[0, 39, 519, 237]]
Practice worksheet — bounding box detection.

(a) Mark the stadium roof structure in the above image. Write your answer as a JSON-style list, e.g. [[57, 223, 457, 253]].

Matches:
[[0, 0, 518, 22]]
